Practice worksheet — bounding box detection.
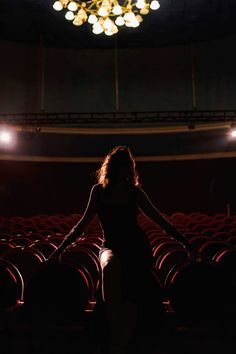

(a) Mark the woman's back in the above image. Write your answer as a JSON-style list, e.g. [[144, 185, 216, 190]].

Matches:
[[95, 183, 139, 245], [95, 182, 153, 268]]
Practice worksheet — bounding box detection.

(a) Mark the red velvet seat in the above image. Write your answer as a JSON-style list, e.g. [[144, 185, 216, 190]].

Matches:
[[212, 231, 232, 241], [0, 226, 13, 234], [170, 212, 188, 223], [153, 241, 184, 262], [61, 246, 101, 301], [200, 227, 218, 237], [21, 226, 39, 234], [191, 223, 210, 232], [0, 258, 24, 312], [23, 261, 90, 324], [0, 241, 15, 256], [81, 235, 104, 246], [218, 224, 234, 232], [25, 232, 44, 241], [9, 229, 26, 237], [9, 237, 33, 247], [46, 235, 64, 245], [155, 248, 189, 284], [149, 236, 171, 250], [2, 247, 45, 287], [165, 259, 236, 326], [29, 241, 57, 258], [213, 248, 236, 286], [213, 213, 228, 221], [182, 231, 199, 240], [227, 236, 236, 246], [187, 214, 210, 225], [76, 241, 101, 256], [189, 236, 210, 251], [198, 240, 231, 259]]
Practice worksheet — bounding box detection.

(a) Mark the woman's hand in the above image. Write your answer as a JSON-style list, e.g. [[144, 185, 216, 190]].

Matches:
[[188, 250, 203, 262], [185, 243, 202, 262], [47, 247, 62, 262], [46, 255, 60, 262]]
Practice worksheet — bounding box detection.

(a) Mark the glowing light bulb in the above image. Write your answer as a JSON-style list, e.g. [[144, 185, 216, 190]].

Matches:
[[103, 18, 113, 30], [61, 0, 70, 5], [112, 5, 122, 15], [125, 21, 132, 27], [150, 0, 160, 10], [111, 24, 118, 34], [124, 12, 135, 21], [73, 16, 83, 26], [98, 6, 108, 16], [131, 18, 140, 27], [136, 0, 146, 9], [88, 14, 98, 24], [65, 11, 75, 20], [115, 16, 125, 26], [68, 1, 78, 11], [140, 7, 149, 15], [102, 0, 110, 7], [53, 1, 63, 11], [77, 8, 87, 20], [136, 14, 143, 22], [93, 22, 104, 34], [105, 29, 114, 36]]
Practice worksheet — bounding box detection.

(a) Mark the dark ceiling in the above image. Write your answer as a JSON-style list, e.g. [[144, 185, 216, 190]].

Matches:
[[0, 0, 236, 49]]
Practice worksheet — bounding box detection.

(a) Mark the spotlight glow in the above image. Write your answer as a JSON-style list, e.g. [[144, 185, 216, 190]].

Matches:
[[0, 130, 12, 144], [231, 129, 236, 138], [0, 128, 16, 149]]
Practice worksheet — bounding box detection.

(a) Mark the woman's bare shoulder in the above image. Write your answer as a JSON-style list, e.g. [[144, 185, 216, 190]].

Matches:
[[132, 186, 150, 205], [91, 183, 102, 193], [132, 185, 145, 194]]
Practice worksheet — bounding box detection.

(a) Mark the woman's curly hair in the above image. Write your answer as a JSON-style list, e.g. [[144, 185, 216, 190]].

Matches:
[[96, 146, 140, 187]]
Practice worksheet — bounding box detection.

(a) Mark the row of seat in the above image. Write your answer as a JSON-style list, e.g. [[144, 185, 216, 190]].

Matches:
[[0, 212, 235, 235], [1, 243, 236, 330], [0, 211, 235, 332]]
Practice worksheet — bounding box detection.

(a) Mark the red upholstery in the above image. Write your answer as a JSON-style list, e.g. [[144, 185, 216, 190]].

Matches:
[[2, 247, 45, 287]]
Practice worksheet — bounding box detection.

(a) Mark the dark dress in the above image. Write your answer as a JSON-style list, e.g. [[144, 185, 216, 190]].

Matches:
[[95, 182, 154, 301], [92, 183, 167, 354]]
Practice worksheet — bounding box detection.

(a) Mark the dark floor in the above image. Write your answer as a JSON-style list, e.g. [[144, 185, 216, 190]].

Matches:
[[0, 304, 235, 354]]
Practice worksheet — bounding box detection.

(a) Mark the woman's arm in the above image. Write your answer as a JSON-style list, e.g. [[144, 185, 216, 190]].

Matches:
[[136, 187, 195, 253], [48, 184, 98, 259]]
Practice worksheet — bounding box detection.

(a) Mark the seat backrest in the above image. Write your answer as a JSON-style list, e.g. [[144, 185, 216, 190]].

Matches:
[[213, 248, 236, 286], [189, 236, 210, 251], [0, 258, 24, 311], [61, 246, 101, 292], [165, 259, 236, 325], [23, 261, 89, 325], [198, 241, 230, 259], [156, 248, 189, 284], [0, 241, 15, 256], [227, 236, 236, 246], [153, 241, 184, 262], [29, 241, 57, 258], [212, 231, 232, 241], [9, 237, 33, 247], [2, 247, 45, 287], [75, 241, 101, 257]]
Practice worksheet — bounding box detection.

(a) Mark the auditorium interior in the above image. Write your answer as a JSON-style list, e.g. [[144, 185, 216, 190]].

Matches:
[[0, 0, 236, 353]]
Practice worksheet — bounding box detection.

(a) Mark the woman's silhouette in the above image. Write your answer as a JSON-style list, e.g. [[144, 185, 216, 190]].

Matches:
[[49, 145, 197, 354]]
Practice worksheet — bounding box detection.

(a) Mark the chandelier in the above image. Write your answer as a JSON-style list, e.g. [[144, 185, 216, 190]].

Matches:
[[52, 0, 160, 36]]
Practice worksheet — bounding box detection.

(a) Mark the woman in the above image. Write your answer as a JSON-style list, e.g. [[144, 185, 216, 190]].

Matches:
[[49, 145, 197, 353]]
